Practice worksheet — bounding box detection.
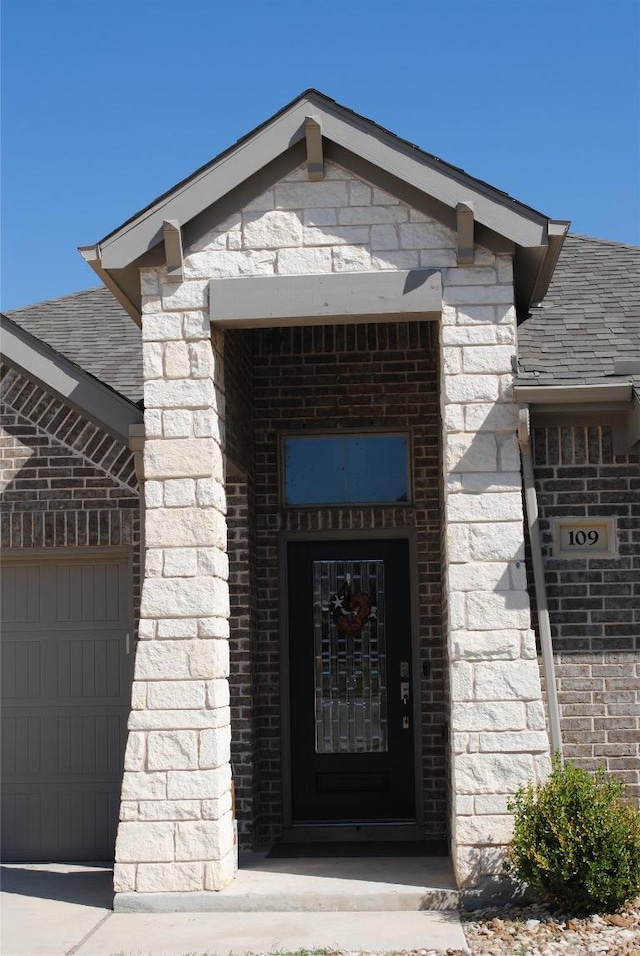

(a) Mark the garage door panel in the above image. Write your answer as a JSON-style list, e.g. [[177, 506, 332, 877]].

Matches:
[[0, 551, 133, 861], [2, 786, 122, 861]]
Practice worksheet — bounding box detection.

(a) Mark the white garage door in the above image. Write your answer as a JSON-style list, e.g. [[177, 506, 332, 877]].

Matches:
[[1, 551, 134, 861]]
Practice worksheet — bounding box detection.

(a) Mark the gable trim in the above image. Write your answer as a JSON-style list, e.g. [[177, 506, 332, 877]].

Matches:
[[1, 313, 143, 441]]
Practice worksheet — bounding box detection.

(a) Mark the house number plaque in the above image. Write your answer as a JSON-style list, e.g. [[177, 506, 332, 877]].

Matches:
[[552, 517, 616, 559]]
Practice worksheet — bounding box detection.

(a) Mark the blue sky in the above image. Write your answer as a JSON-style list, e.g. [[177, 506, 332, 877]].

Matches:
[[2, 0, 639, 311]]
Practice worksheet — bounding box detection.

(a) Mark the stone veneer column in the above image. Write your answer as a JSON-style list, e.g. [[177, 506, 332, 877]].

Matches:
[[440, 257, 551, 890], [113, 275, 235, 905]]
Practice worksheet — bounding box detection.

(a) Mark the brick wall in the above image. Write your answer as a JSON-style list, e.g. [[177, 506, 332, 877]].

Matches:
[[244, 319, 446, 845], [0, 366, 141, 605], [533, 423, 640, 800]]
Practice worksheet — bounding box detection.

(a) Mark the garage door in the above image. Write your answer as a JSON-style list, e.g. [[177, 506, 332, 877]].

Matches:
[[1, 551, 134, 861]]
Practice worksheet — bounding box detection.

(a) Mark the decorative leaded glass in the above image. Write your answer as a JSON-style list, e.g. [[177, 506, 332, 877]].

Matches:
[[313, 559, 388, 754]]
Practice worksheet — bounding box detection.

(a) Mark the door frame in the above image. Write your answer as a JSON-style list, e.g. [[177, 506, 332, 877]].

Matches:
[[279, 528, 424, 840]]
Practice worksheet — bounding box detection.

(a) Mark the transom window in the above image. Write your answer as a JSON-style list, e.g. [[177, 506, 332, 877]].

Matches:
[[282, 434, 410, 506]]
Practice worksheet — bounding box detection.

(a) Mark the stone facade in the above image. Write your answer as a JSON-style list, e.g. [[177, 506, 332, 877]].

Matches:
[[532, 423, 640, 801], [115, 160, 549, 899]]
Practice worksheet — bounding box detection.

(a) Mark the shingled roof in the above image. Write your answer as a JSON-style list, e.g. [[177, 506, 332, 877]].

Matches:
[[5, 287, 142, 403], [517, 234, 640, 389]]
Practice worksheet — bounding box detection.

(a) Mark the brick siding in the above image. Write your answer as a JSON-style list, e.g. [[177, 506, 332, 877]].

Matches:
[[0, 363, 141, 614], [533, 423, 640, 800], [224, 320, 447, 846]]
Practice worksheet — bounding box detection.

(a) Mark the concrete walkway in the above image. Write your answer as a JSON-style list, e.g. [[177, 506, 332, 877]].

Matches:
[[0, 861, 469, 956]]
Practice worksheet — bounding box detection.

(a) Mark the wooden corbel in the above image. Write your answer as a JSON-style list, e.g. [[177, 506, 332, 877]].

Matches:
[[456, 201, 474, 266], [129, 423, 145, 484], [305, 115, 324, 181], [163, 219, 184, 281]]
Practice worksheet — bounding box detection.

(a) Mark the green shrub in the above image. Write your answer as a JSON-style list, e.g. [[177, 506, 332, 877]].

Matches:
[[505, 755, 640, 914]]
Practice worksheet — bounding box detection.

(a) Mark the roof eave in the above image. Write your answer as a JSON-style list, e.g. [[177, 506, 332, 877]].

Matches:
[[1, 312, 143, 440]]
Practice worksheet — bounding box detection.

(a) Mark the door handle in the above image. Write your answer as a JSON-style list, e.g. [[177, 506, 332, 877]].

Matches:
[[400, 681, 410, 729]]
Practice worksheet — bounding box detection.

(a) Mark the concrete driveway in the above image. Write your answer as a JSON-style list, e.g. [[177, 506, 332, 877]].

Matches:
[[0, 862, 468, 955]]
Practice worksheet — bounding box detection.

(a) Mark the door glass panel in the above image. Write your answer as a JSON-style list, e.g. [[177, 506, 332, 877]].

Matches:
[[312, 559, 388, 754]]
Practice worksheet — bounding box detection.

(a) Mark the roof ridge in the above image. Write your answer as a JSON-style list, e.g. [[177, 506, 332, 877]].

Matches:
[[567, 233, 640, 251], [5, 285, 106, 314]]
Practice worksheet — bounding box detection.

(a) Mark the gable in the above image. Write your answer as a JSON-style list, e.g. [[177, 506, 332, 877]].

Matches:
[[80, 90, 568, 322]]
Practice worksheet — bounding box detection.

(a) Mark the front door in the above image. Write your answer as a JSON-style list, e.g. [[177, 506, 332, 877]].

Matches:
[[288, 539, 415, 824]]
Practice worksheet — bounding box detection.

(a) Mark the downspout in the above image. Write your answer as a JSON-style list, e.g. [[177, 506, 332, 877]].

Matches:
[[518, 407, 563, 758]]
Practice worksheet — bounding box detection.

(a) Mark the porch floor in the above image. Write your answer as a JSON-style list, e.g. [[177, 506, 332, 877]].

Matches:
[[205, 850, 460, 912]]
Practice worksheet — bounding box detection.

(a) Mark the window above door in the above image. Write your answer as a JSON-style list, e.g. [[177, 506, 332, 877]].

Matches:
[[282, 433, 411, 507]]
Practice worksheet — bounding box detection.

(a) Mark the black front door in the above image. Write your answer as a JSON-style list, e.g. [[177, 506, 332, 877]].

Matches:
[[288, 539, 415, 824]]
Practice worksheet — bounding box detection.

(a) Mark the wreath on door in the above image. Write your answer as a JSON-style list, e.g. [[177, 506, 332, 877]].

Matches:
[[330, 576, 371, 635]]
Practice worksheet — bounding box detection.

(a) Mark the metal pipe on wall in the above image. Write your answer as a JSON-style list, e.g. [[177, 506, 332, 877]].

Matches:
[[518, 406, 563, 758]]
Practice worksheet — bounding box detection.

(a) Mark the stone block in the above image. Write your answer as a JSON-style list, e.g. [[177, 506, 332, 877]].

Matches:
[[142, 313, 183, 342], [204, 848, 236, 890], [141, 576, 229, 619], [469, 522, 525, 561], [372, 187, 399, 205], [348, 180, 372, 205], [134, 639, 229, 682], [399, 221, 454, 249], [160, 281, 208, 311], [303, 207, 337, 226], [198, 616, 231, 639], [145, 438, 222, 481], [144, 408, 163, 438], [275, 180, 348, 208], [138, 800, 201, 821], [236, 250, 279, 275], [156, 619, 198, 639], [443, 347, 462, 375], [243, 189, 275, 213], [202, 790, 233, 820], [175, 814, 235, 862], [452, 701, 526, 732], [449, 591, 465, 629], [167, 764, 231, 800], [445, 375, 500, 404], [474, 660, 543, 701], [163, 548, 197, 577], [479, 730, 549, 753], [448, 492, 523, 524], [116, 822, 174, 863], [332, 245, 373, 272], [184, 250, 239, 279], [164, 342, 191, 379], [162, 410, 193, 439], [277, 247, 332, 274], [113, 863, 136, 893], [455, 305, 497, 326], [460, 472, 522, 494], [445, 267, 497, 286], [444, 285, 514, 306], [372, 250, 420, 270], [144, 550, 163, 577], [475, 793, 510, 815], [462, 346, 514, 375], [147, 680, 206, 710], [163, 479, 197, 507], [449, 564, 511, 596], [450, 661, 474, 701], [128, 710, 220, 731], [121, 771, 167, 801], [466, 591, 530, 630], [136, 862, 204, 893], [303, 225, 370, 246], [498, 434, 521, 471], [145, 508, 227, 549], [455, 752, 535, 794], [442, 326, 497, 346], [130, 681, 147, 709], [206, 678, 231, 709], [446, 433, 497, 472], [124, 732, 146, 771], [456, 814, 514, 846], [197, 547, 229, 579], [527, 701, 547, 731], [193, 410, 223, 443], [451, 628, 521, 661], [339, 205, 407, 225], [145, 380, 216, 411], [143, 342, 164, 379], [446, 524, 470, 563], [455, 846, 506, 888], [147, 731, 199, 770], [199, 724, 232, 769], [183, 311, 210, 340], [444, 404, 465, 432], [417, 248, 456, 269], [243, 210, 303, 248]]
